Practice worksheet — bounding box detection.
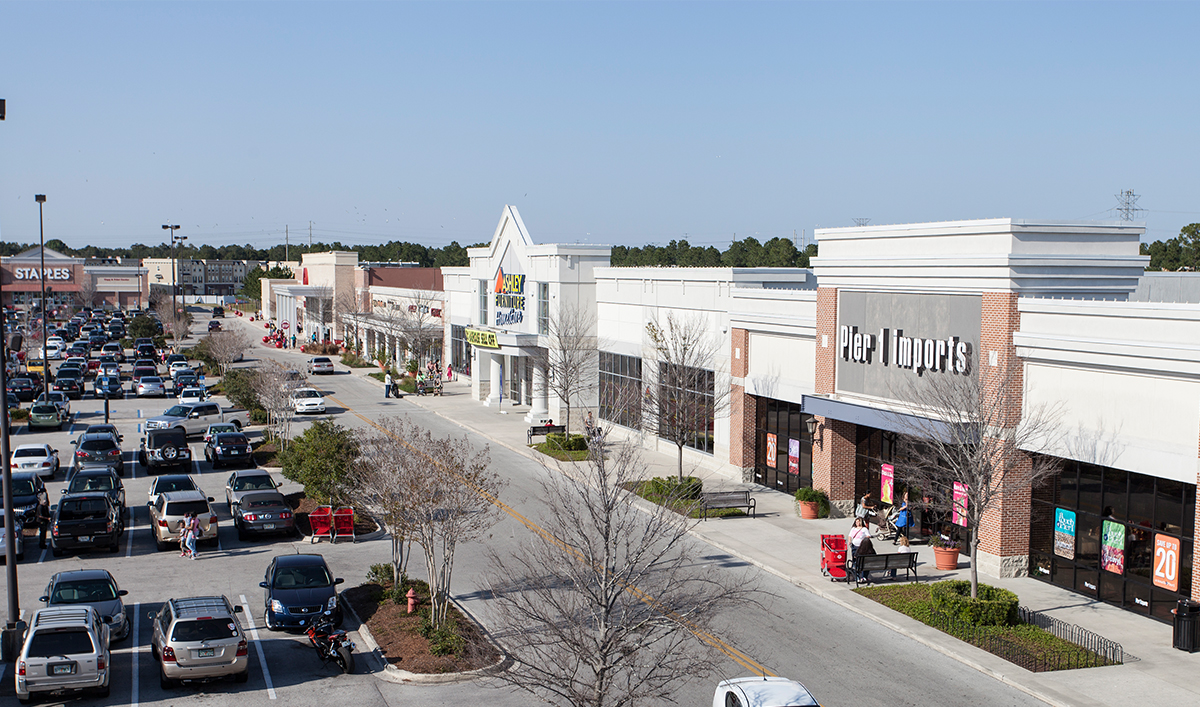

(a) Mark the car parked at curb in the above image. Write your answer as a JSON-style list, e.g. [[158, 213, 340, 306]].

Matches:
[[71, 433, 125, 477], [65, 467, 126, 517], [28, 404, 65, 431], [260, 553, 343, 630], [136, 376, 166, 397], [39, 569, 130, 641]]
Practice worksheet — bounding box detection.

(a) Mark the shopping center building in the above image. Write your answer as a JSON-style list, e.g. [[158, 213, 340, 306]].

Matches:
[[1, 246, 147, 310], [438, 208, 1199, 623]]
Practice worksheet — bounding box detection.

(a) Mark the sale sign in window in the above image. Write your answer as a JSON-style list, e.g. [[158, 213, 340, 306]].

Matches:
[[765, 433, 777, 469], [1153, 534, 1180, 592]]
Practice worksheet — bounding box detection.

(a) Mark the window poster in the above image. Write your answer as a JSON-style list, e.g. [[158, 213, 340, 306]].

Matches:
[[765, 433, 777, 469], [1053, 508, 1076, 560], [787, 438, 799, 475], [1101, 520, 1126, 575], [952, 482, 968, 527], [1153, 534, 1180, 592], [880, 464, 894, 504]]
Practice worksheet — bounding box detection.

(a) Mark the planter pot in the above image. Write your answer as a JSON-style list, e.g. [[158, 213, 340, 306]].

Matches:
[[797, 500, 820, 520], [932, 546, 960, 571]]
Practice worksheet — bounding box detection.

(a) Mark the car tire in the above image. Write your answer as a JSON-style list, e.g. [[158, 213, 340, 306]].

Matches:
[[96, 682, 110, 698], [109, 541, 120, 553], [155, 534, 167, 552], [160, 663, 176, 690], [263, 608, 278, 631], [236, 524, 246, 542], [16, 550, 24, 561], [234, 668, 250, 684], [138, 452, 147, 467], [51, 545, 63, 557]]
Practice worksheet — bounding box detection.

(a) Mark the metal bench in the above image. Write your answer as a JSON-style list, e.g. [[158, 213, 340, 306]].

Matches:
[[699, 490, 755, 520], [850, 552, 919, 587], [527, 424, 566, 445]]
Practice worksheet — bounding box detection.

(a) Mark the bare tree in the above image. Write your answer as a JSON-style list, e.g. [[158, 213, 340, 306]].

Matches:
[[641, 313, 730, 480], [252, 360, 302, 447], [305, 285, 334, 342], [484, 428, 757, 707], [148, 287, 171, 315], [334, 288, 363, 353], [76, 276, 98, 311], [375, 292, 442, 368], [891, 362, 1063, 598], [352, 416, 501, 629], [205, 330, 252, 376], [528, 303, 597, 437]]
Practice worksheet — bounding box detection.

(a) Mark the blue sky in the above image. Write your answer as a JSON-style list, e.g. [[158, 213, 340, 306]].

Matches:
[[1, 1, 1197, 251]]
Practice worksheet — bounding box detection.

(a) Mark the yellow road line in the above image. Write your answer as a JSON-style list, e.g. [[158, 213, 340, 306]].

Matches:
[[324, 393, 775, 678]]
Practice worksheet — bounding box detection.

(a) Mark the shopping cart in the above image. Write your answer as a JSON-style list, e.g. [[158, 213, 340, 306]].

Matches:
[[821, 534, 849, 581]]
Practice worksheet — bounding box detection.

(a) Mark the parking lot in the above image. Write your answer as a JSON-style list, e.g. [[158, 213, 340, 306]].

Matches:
[[1, 312, 524, 706]]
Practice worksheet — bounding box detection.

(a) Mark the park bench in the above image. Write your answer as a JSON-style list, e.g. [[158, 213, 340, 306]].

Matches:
[[527, 424, 566, 445], [850, 552, 919, 587], [699, 490, 756, 520]]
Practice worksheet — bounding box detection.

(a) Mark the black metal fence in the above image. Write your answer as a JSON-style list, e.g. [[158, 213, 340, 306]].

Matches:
[[926, 606, 1124, 672]]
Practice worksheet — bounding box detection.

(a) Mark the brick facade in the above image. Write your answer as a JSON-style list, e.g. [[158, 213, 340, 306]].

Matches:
[[731, 327, 749, 379], [815, 287, 838, 395], [812, 416, 856, 507], [729, 383, 757, 478]]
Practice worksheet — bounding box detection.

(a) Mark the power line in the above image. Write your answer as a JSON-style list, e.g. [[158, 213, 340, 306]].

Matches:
[[1115, 189, 1144, 222]]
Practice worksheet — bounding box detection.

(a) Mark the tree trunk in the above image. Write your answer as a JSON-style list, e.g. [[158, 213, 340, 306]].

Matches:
[[676, 442, 684, 481], [970, 526, 980, 599]]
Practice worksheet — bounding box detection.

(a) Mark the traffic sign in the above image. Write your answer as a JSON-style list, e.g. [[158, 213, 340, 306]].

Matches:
[[281, 321, 291, 329]]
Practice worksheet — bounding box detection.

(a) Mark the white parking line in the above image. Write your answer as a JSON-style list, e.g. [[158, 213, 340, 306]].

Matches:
[[37, 546, 47, 564], [130, 604, 140, 707], [125, 512, 136, 557], [238, 594, 277, 699]]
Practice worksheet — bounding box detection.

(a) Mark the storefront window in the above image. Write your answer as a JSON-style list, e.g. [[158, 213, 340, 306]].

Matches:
[[657, 362, 714, 454], [752, 397, 812, 494], [1030, 459, 1194, 623], [478, 279, 488, 325], [451, 325, 470, 377], [598, 351, 641, 429], [538, 282, 549, 335]]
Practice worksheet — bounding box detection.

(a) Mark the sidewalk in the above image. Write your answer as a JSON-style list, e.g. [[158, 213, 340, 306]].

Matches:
[[348, 371, 1199, 707]]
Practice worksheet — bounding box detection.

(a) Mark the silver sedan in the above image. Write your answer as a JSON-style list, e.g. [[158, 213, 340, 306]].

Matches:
[[135, 376, 167, 397]]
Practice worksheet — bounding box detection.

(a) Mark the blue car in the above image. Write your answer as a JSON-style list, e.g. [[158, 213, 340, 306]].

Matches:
[[259, 554, 343, 630]]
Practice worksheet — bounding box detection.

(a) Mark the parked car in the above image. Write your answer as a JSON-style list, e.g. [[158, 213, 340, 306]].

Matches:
[[7, 376, 37, 401], [66, 467, 126, 517], [136, 376, 167, 397], [232, 490, 295, 540], [52, 372, 84, 400], [149, 490, 218, 552], [98, 361, 121, 378], [259, 553, 344, 630], [203, 422, 238, 444], [145, 402, 248, 437], [177, 387, 208, 405], [88, 334, 108, 350], [49, 491, 123, 556], [5, 471, 49, 528], [14, 606, 111, 702], [138, 429, 192, 473], [132, 364, 158, 382], [150, 595, 248, 688], [136, 344, 158, 360], [168, 360, 191, 380], [35, 391, 71, 419], [712, 677, 820, 707], [10, 443, 60, 479], [71, 433, 125, 477], [93, 375, 124, 399], [174, 371, 200, 391], [204, 432, 254, 469], [28, 403, 65, 431], [291, 387, 327, 414], [224, 469, 280, 511], [39, 569, 130, 641], [147, 474, 199, 506], [83, 423, 123, 444], [0, 511, 24, 562], [101, 342, 125, 363]]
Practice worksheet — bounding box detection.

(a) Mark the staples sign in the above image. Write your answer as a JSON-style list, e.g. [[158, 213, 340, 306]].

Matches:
[[14, 267, 73, 282]]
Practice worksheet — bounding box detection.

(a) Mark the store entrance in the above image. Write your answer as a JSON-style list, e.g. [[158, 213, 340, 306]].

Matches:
[[753, 397, 812, 494]]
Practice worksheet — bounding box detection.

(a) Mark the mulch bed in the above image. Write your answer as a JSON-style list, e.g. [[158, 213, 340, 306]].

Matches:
[[342, 581, 500, 673], [283, 492, 379, 536]]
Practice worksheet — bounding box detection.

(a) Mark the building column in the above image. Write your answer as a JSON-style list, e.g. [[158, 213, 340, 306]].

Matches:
[[812, 416, 856, 516], [485, 352, 503, 407], [525, 360, 550, 424], [728, 386, 756, 483]]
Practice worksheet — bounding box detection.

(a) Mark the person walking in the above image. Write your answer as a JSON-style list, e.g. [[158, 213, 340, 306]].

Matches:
[[36, 499, 50, 549], [894, 491, 911, 544], [290, 334, 297, 349], [178, 517, 192, 558], [384, 371, 394, 399], [186, 513, 200, 560], [446, 363, 454, 382]]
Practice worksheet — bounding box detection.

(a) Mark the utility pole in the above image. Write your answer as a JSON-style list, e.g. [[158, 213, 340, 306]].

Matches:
[[0, 95, 22, 663], [285, 225, 289, 262], [1115, 190, 1143, 222], [309, 220, 312, 248]]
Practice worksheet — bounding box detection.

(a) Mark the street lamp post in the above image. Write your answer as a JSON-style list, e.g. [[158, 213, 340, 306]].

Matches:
[[0, 96, 21, 663], [163, 224, 180, 314], [36, 195, 48, 388]]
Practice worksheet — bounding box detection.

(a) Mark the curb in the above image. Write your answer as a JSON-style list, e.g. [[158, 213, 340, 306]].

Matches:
[[341, 592, 510, 684]]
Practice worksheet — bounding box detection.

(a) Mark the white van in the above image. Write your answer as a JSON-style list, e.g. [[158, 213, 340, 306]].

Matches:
[[15, 605, 111, 702]]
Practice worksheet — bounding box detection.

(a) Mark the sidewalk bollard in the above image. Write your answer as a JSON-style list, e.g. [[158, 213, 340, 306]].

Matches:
[[406, 588, 417, 614]]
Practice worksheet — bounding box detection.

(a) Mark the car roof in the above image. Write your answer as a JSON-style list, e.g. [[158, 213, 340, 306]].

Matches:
[[72, 466, 119, 477], [160, 490, 208, 502], [718, 678, 819, 707], [169, 596, 235, 619], [274, 553, 328, 567], [153, 474, 195, 485], [85, 424, 118, 432], [32, 605, 97, 626], [11, 471, 42, 482], [60, 491, 113, 501], [51, 568, 114, 583], [234, 469, 272, 478], [14, 443, 51, 452]]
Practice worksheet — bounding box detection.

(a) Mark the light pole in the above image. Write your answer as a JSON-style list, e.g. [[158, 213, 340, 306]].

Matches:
[[163, 224, 180, 314], [0, 97, 22, 663], [36, 195, 48, 388]]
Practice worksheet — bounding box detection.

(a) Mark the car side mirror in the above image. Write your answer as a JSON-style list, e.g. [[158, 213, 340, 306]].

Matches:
[[39, 596, 48, 603], [258, 581, 269, 589], [334, 578, 344, 585], [60, 489, 66, 494], [147, 501, 153, 506], [118, 590, 128, 597], [233, 605, 243, 613]]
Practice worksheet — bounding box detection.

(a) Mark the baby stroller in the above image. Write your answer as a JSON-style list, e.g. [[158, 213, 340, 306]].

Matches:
[[873, 505, 900, 542]]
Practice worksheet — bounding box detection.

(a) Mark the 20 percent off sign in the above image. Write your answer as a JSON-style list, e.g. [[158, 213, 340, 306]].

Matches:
[[1153, 534, 1180, 592]]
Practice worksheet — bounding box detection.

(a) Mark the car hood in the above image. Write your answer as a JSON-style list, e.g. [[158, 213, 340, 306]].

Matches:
[[62, 597, 125, 621], [271, 586, 335, 607]]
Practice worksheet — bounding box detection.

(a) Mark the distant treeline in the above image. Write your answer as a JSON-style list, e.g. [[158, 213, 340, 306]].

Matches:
[[1140, 223, 1200, 272], [611, 237, 817, 268]]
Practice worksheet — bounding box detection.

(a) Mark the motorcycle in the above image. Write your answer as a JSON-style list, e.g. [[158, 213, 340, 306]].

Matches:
[[304, 610, 355, 674]]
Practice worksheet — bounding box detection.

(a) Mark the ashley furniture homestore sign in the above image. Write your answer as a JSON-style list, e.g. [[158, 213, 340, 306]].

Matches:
[[835, 292, 981, 399]]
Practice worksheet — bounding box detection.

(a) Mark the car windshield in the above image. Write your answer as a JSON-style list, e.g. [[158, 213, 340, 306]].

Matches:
[[31, 405, 58, 414], [58, 499, 109, 520], [171, 618, 239, 642], [69, 475, 114, 493], [99, 377, 118, 385], [86, 427, 117, 436], [52, 578, 118, 603], [273, 565, 333, 589], [294, 390, 320, 399], [165, 500, 210, 517], [27, 629, 94, 657], [208, 425, 235, 435], [141, 377, 162, 384], [233, 476, 275, 491], [163, 405, 189, 417], [14, 448, 45, 458], [10, 479, 36, 495], [314, 358, 331, 364], [154, 478, 195, 494]]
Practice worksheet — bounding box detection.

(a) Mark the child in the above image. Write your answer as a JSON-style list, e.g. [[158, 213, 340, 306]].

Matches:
[[889, 536, 913, 579], [178, 517, 192, 558]]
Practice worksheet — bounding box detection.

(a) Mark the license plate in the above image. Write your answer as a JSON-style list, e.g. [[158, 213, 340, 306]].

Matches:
[[197, 648, 215, 657], [231, 450, 242, 455], [263, 523, 275, 530], [52, 664, 74, 675], [78, 536, 91, 542]]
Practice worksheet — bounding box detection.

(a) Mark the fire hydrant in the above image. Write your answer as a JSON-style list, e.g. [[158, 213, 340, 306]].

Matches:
[[406, 588, 417, 614]]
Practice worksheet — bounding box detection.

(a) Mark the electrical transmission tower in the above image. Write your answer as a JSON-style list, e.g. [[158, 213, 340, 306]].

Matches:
[[853, 218, 871, 227], [1115, 190, 1144, 221]]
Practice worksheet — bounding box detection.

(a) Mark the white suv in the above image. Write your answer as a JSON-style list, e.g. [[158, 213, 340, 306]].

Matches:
[[16, 605, 111, 702]]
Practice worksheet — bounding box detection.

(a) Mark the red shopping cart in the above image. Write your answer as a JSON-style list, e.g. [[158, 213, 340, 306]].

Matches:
[[821, 534, 849, 581]]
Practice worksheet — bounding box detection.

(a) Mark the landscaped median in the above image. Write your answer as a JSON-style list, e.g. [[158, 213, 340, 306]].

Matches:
[[856, 580, 1124, 672], [625, 475, 747, 519]]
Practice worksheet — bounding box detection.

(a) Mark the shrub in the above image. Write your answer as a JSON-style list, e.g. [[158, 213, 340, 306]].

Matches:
[[277, 419, 358, 505], [794, 486, 831, 518], [930, 580, 1019, 627], [221, 368, 264, 415], [302, 342, 341, 355], [546, 432, 588, 451], [642, 475, 702, 501], [367, 563, 393, 586], [10, 408, 30, 421]]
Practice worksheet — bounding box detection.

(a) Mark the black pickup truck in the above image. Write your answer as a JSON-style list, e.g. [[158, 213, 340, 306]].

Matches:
[[50, 492, 123, 556]]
